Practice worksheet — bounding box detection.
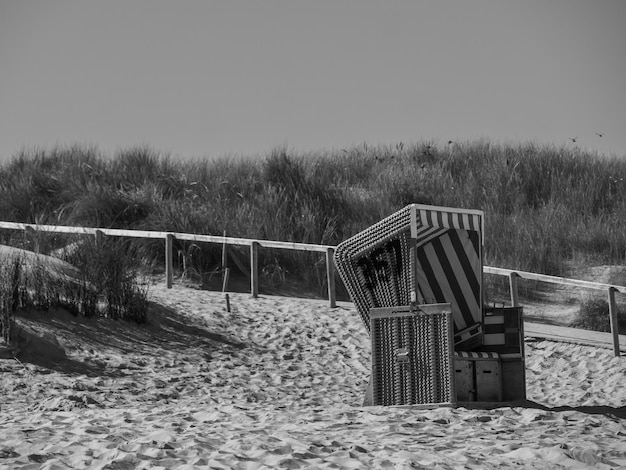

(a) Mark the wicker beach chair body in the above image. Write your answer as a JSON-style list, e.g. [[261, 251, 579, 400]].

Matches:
[[334, 204, 485, 348], [369, 303, 456, 406]]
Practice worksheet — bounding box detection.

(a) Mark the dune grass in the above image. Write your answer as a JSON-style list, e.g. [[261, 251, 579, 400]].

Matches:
[[569, 297, 626, 335], [0, 236, 149, 346], [1, 140, 626, 298]]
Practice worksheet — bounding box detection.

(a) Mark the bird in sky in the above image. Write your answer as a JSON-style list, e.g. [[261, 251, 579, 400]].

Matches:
[[595, 132, 604, 138], [569, 137, 578, 143]]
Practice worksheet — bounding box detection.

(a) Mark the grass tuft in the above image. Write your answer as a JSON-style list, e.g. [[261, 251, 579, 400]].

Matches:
[[569, 298, 626, 334], [0, 236, 150, 343]]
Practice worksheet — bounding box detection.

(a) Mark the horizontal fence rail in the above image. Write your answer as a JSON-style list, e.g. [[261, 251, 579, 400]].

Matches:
[[0, 221, 333, 251], [0, 221, 337, 307], [0, 222, 623, 356]]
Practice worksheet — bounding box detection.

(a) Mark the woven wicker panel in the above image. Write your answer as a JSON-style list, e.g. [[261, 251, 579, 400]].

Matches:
[[370, 304, 455, 406], [334, 205, 415, 333]]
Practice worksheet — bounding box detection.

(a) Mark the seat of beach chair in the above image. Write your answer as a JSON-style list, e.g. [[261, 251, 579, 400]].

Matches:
[[454, 306, 526, 402]]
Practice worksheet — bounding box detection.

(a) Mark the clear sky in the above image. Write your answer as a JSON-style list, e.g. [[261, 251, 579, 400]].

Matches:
[[1, 0, 625, 162]]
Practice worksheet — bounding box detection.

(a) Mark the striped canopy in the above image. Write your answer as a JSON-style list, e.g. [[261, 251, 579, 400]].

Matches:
[[412, 205, 483, 332]]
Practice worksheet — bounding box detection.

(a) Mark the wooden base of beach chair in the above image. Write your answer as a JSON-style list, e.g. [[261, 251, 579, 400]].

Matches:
[[501, 355, 526, 401], [452, 306, 526, 403], [454, 352, 502, 402]]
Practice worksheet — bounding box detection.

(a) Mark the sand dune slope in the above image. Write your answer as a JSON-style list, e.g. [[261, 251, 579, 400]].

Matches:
[[0, 244, 83, 282], [1, 285, 625, 469]]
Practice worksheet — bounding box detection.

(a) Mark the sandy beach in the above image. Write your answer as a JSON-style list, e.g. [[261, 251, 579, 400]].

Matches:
[[1, 283, 626, 469]]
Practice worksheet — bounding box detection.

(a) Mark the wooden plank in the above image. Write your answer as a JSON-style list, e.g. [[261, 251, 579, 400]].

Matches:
[[524, 322, 626, 353], [250, 241, 259, 298], [454, 359, 475, 402], [500, 358, 526, 401], [221, 230, 228, 270], [165, 234, 174, 289], [0, 222, 331, 252], [169, 232, 330, 252], [608, 287, 621, 357], [95, 229, 104, 248], [508, 272, 519, 307], [0, 222, 98, 236], [222, 268, 230, 292], [326, 247, 336, 308], [475, 359, 502, 402]]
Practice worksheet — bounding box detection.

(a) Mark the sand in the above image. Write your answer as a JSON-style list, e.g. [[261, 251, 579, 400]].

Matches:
[[1, 284, 626, 469], [0, 245, 83, 283]]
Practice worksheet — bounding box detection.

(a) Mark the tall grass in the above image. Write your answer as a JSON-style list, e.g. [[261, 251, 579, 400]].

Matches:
[[1, 140, 626, 295], [0, 236, 150, 345]]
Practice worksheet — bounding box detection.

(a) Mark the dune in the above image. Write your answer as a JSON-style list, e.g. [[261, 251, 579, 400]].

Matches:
[[0, 283, 625, 469], [0, 244, 84, 283]]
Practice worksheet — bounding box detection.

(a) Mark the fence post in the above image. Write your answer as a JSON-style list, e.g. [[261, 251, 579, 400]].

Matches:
[[166, 234, 174, 289], [509, 272, 519, 307], [250, 241, 259, 298], [95, 229, 104, 248], [222, 230, 228, 271], [608, 287, 621, 357], [326, 247, 336, 308]]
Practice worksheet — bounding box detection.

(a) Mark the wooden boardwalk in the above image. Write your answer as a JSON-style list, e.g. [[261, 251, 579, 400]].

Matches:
[[525, 321, 626, 355]]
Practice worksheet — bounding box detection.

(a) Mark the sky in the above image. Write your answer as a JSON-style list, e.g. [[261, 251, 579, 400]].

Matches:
[[1, 0, 625, 162]]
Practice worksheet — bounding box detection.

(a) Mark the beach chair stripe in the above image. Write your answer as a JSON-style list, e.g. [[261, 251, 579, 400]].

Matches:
[[484, 314, 506, 346], [453, 323, 483, 349], [413, 225, 448, 249], [415, 230, 481, 331], [418, 207, 482, 235], [454, 351, 499, 359], [483, 307, 523, 352]]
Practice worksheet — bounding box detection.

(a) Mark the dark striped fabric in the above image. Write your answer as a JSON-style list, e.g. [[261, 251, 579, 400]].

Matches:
[[453, 322, 483, 350], [416, 206, 482, 234], [454, 351, 499, 359], [412, 205, 483, 332], [482, 307, 523, 354], [415, 229, 482, 330]]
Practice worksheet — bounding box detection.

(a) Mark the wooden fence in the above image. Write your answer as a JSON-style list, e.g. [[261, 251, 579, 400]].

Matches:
[[0, 221, 337, 305], [0, 221, 623, 356], [484, 266, 625, 356]]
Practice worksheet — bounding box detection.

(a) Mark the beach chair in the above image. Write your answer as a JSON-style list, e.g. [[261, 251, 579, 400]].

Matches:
[[335, 204, 485, 406], [336, 204, 526, 405]]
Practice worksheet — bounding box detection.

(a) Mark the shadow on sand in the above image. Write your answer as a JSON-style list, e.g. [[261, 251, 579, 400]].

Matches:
[[11, 301, 245, 376], [459, 400, 626, 420]]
